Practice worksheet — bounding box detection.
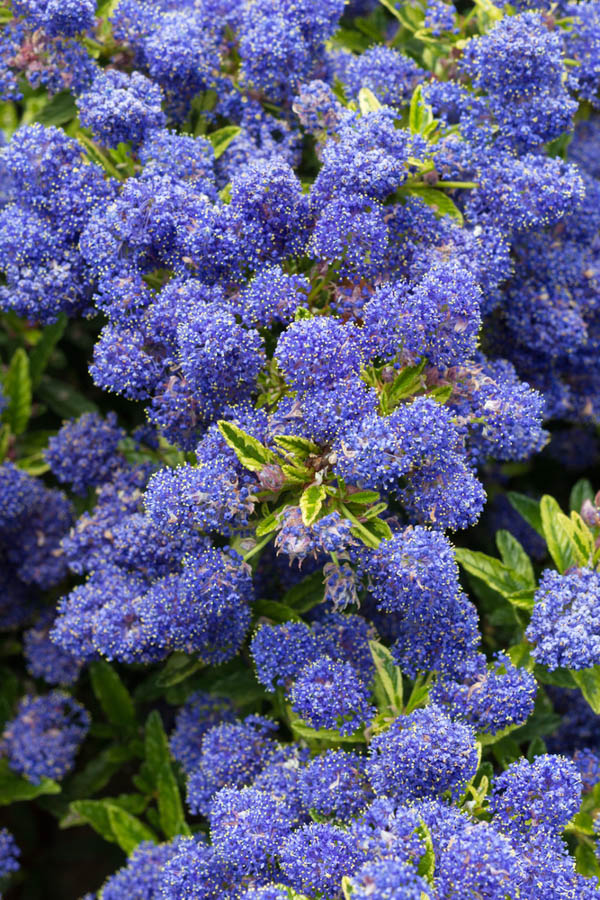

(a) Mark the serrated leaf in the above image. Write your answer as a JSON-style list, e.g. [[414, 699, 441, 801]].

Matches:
[[455, 548, 531, 597], [345, 490, 381, 505], [218, 420, 277, 472], [273, 434, 320, 458], [288, 709, 365, 744], [300, 484, 326, 526], [540, 495, 578, 573], [89, 660, 136, 731], [570, 478, 595, 513], [380, 359, 426, 410], [107, 803, 157, 853], [145, 711, 190, 839], [405, 186, 464, 225], [429, 384, 453, 403], [280, 570, 325, 613], [572, 667, 600, 714], [477, 721, 523, 747], [253, 598, 302, 623], [207, 125, 241, 159], [2, 348, 32, 435], [0, 758, 60, 805], [370, 640, 403, 715], [362, 501, 388, 520], [255, 511, 280, 538], [29, 314, 67, 387], [415, 819, 435, 883], [507, 492, 544, 538], [358, 87, 382, 114], [34, 91, 77, 127], [569, 510, 595, 563], [155, 653, 203, 688], [68, 800, 115, 842], [495, 530, 535, 586], [409, 85, 426, 133], [37, 375, 99, 418], [506, 589, 535, 612]]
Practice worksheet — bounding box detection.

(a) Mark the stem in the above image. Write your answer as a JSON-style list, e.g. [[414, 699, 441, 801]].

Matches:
[[243, 532, 274, 563], [77, 133, 123, 181]]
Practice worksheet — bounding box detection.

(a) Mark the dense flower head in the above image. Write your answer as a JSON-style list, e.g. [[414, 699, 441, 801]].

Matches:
[[0, 828, 20, 883], [169, 692, 237, 775], [23, 609, 82, 685], [99, 839, 187, 900], [291, 656, 375, 735], [431, 651, 537, 735], [1, 691, 89, 783], [45, 412, 124, 495], [366, 704, 478, 801], [209, 786, 296, 876], [251, 622, 320, 692], [12, 0, 95, 36], [279, 822, 365, 897], [338, 46, 424, 108], [298, 749, 373, 820], [526, 567, 600, 670], [3, 0, 600, 894], [346, 858, 432, 899], [489, 754, 582, 837], [185, 716, 279, 815], [77, 69, 165, 148]]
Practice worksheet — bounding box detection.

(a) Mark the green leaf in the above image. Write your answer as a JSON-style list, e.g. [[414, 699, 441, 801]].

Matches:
[[495, 530, 535, 586], [253, 599, 302, 623], [0, 758, 60, 805], [156, 653, 203, 688], [575, 841, 600, 880], [478, 721, 524, 747], [273, 434, 320, 458], [68, 799, 115, 842], [145, 711, 190, 839], [428, 384, 453, 403], [416, 819, 435, 884], [29, 314, 67, 387], [572, 667, 600, 714], [89, 660, 136, 731], [369, 640, 403, 716], [280, 570, 325, 614], [344, 490, 381, 505], [409, 85, 433, 134], [379, 359, 426, 410], [534, 665, 577, 690], [288, 710, 365, 744], [405, 186, 463, 225], [506, 589, 535, 612], [455, 548, 532, 598], [207, 126, 241, 159], [37, 375, 99, 418], [540, 495, 578, 573], [358, 87, 382, 114], [34, 91, 77, 127], [300, 484, 326, 526], [507, 492, 544, 538], [66, 745, 134, 800], [107, 803, 157, 853], [2, 348, 32, 435], [570, 478, 595, 513], [255, 511, 280, 538], [569, 510, 595, 563], [217, 420, 277, 472]]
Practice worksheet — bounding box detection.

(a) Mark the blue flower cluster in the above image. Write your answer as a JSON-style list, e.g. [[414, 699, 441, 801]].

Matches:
[[2, 0, 600, 896]]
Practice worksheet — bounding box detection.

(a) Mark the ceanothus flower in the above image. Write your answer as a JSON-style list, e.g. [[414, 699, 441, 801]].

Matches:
[[366, 704, 478, 802]]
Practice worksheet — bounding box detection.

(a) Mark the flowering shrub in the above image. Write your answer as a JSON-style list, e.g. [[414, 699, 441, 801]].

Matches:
[[1, 0, 600, 897]]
